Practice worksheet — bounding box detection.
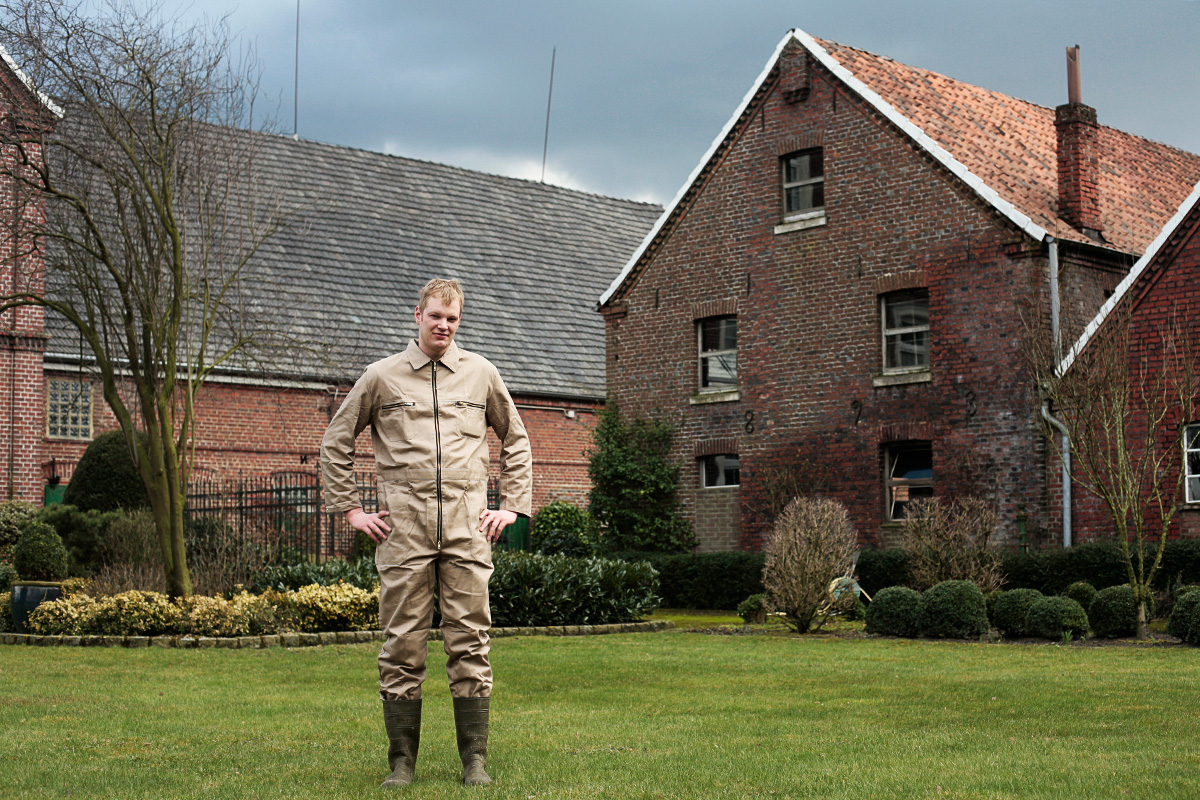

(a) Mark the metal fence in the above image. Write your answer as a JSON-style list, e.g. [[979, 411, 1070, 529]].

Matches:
[[184, 470, 526, 562]]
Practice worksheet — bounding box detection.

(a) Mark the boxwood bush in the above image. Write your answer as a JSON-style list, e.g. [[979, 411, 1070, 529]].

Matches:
[[918, 580, 989, 639], [1089, 584, 1138, 638], [1025, 596, 1089, 640], [1168, 590, 1200, 639], [13, 521, 69, 581], [1184, 602, 1200, 645], [490, 552, 658, 626], [1062, 581, 1098, 612], [991, 588, 1044, 637], [864, 586, 922, 637], [607, 551, 764, 610]]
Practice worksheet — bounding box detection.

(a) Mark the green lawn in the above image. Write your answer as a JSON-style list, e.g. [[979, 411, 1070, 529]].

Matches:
[[2, 629, 1198, 799]]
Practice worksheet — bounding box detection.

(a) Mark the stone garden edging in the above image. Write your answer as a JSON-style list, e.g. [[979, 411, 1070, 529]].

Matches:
[[0, 619, 675, 648]]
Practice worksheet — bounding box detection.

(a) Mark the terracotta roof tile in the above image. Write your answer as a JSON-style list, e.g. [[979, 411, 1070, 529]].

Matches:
[[816, 37, 1200, 253]]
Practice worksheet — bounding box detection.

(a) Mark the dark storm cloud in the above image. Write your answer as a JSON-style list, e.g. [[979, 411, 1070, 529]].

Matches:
[[171, 0, 1200, 204]]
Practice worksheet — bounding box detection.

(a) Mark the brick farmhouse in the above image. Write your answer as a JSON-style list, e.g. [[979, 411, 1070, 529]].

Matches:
[[598, 30, 1200, 552], [0, 51, 661, 517]]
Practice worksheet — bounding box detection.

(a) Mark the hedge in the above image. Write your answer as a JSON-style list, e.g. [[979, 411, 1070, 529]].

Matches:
[[490, 552, 658, 626], [608, 551, 764, 610]]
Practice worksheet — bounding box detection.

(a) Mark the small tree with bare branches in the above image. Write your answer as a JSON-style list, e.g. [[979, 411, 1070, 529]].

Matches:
[[1026, 299, 1198, 640], [762, 496, 858, 633], [899, 496, 1004, 592], [0, 0, 283, 597]]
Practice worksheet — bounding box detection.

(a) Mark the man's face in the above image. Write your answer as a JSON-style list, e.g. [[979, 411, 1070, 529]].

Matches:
[[414, 295, 462, 359]]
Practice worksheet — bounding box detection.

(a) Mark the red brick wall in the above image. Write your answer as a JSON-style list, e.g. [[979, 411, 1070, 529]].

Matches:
[[603, 42, 1120, 551]]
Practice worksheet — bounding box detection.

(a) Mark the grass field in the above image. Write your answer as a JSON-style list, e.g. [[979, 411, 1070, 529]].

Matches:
[[2, 626, 1198, 799]]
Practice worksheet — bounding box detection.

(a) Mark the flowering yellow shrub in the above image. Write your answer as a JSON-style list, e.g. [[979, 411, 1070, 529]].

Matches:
[[274, 581, 378, 632], [27, 594, 98, 635], [89, 590, 182, 636]]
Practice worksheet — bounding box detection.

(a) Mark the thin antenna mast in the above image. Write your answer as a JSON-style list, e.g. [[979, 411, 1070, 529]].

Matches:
[[540, 46, 556, 183], [293, 0, 300, 139]]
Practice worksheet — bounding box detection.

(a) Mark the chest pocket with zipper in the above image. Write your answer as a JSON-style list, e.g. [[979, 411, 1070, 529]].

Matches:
[[377, 399, 416, 443], [453, 400, 487, 439]]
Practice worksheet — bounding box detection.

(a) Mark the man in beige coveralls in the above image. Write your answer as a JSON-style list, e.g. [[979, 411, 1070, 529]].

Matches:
[[320, 278, 532, 788]]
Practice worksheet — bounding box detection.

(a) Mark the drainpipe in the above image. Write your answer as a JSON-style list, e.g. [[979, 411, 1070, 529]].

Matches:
[[1044, 236, 1072, 547]]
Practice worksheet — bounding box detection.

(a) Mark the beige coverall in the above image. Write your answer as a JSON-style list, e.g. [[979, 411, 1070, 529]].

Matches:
[[320, 339, 532, 700]]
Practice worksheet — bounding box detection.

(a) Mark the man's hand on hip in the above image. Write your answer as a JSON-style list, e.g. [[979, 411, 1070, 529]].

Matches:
[[346, 508, 391, 544], [479, 508, 517, 542]]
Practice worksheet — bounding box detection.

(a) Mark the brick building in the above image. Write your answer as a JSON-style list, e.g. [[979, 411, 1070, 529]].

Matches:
[[1057, 183, 1200, 542], [598, 30, 1200, 552], [0, 54, 661, 513]]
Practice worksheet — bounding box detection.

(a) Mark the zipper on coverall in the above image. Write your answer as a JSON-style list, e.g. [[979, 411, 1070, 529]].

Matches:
[[432, 361, 443, 550]]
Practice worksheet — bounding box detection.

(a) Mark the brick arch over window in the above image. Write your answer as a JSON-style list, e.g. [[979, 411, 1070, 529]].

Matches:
[[877, 421, 933, 444]]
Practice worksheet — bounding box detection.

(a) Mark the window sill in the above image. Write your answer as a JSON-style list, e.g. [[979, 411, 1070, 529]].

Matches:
[[873, 370, 931, 388], [700, 484, 741, 491], [690, 389, 741, 405], [774, 211, 826, 235]]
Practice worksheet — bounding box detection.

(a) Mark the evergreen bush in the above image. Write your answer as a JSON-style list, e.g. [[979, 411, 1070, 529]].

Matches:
[[0, 500, 38, 562], [248, 555, 379, 593], [1025, 596, 1089, 640], [0, 561, 16, 593], [270, 581, 377, 633], [89, 590, 183, 636], [918, 580, 989, 639], [991, 588, 1044, 637], [1184, 602, 1200, 645], [1168, 590, 1200, 640], [1088, 584, 1138, 639], [532, 501, 598, 551], [535, 528, 596, 558], [1062, 581, 1098, 612], [608, 550, 765, 610], [13, 521, 69, 581], [864, 586, 922, 637], [490, 552, 659, 626], [62, 429, 150, 512], [736, 593, 767, 624], [855, 548, 911, 597], [587, 405, 695, 552], [26, 593, 98, 635], [35, 504, 121, 576]]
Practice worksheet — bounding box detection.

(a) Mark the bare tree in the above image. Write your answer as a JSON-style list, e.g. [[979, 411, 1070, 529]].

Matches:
[[762, 496, 859, 632], [1026, 298, 1198, 639], [899, 496, 1004, 592], [0, 0, 282, 596]]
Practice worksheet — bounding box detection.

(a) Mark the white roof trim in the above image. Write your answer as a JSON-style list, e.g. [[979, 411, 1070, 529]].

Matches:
[[1058, 180, 1200, 376], [0, 43, 64, 118], [599, 28, 1049, 307]]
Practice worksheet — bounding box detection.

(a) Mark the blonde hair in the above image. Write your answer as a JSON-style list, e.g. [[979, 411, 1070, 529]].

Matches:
[[418, 278, 464, 312]]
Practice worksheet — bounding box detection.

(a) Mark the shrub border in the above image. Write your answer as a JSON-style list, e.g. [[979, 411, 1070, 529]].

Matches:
[[0, 619, 675, 648]]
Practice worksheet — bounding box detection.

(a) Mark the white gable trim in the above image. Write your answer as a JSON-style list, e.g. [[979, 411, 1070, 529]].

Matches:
[[599, 28, 1049, 307], [0, 44, 64, 118], [1058, 180, 1200, 376]]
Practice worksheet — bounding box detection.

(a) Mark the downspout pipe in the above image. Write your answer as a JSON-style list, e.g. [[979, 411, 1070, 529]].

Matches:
[[1045, 236, 1072, 547]]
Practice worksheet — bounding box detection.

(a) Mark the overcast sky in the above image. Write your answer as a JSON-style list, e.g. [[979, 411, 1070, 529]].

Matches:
[[167, 0, 1200, 206]]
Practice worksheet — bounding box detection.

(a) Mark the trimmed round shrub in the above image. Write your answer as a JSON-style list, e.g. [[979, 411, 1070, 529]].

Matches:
[[991, 588, 1044, 637], [0, 500, 38, 549], [1089, 584, 1138, 639], [1025, 596, 1089, 640], [864, 586, 922, 637], [0, 562, 16, 593], [736, 593, 767, 624], [1184, 602, 1200, 645], [89, 590, 182, 636], [1062, 581, 1098, 611], [62, 429, 151, 512], [1168, 590, 1200, 639], [13, 521, 69, 581], [535, 528, 596, 558], [918, 580, 989, 639]]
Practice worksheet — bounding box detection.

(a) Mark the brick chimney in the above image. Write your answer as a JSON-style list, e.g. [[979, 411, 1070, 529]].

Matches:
[[1055, 45, 1103, 239]]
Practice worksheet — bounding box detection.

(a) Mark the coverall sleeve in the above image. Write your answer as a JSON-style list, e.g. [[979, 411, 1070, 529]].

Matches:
[[486, 367, 533, 517], [320, 371, 375, 513]]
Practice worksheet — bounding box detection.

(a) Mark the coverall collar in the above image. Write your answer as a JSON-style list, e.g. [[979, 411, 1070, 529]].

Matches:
[[404, 338, 463, 372]]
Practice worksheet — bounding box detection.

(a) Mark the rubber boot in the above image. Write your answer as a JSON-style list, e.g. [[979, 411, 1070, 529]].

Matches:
[[381, 698, 421, 788], [453, 696, 492, 786]]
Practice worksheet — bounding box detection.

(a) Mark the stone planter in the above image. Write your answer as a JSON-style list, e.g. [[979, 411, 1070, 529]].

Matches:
[[10, 581, 63, 634]]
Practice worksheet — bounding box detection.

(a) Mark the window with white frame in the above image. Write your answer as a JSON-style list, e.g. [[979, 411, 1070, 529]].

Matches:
[[698, 316, 737, 391], [882, 290, 930, 373], [885, 441, 933, 521], [701, 454, 740, 488], [1186, 423, 1200, 503], [781, 148, 824, 218], [46, 379, 92, 440]]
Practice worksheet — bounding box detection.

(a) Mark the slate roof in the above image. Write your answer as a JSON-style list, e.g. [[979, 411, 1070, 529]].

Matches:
[[43, 132, 661, 398], [602, 29, 1200, 305]]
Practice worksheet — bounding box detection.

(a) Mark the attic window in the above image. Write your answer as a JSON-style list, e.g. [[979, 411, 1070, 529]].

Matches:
[[781, 148, 824, 218]]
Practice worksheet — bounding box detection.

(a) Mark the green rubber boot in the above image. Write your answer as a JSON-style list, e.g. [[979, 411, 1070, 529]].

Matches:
[[381, 698, 421, 788], [453, 696, 493, 786]]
